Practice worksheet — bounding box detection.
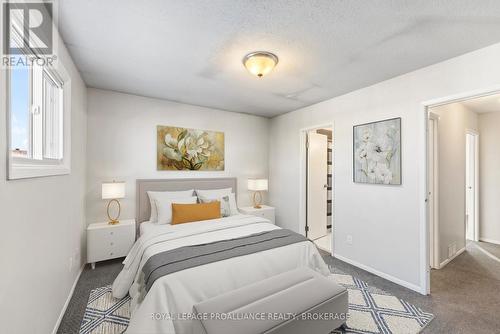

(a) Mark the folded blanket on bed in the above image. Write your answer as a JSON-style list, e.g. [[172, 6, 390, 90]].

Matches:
[[142, 229, 308, 292]]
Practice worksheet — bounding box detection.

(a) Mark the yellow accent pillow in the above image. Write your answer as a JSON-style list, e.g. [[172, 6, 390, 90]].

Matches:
[[171, 201, 221, 225]]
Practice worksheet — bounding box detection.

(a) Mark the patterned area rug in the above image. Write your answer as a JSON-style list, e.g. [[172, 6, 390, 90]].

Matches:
[[330, 270, 433, 333], [79, 286, 131, 334], [79, 272, 433, 334]]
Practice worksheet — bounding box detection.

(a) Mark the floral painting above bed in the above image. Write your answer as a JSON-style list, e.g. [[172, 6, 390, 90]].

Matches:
[[157, 126, 224, 171], [353, 118, 401, 185]]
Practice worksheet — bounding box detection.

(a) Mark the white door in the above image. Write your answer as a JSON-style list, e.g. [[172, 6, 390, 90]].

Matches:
[[466, 132, 478, 241], [307, 132, 328, 240], [428, 117, 439, 269]]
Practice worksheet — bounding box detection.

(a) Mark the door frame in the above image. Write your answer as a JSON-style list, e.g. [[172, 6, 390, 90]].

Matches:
[[299, 122, 335, 255], [421, 85, 500, 295], [465, 129, 479, 242], [428, 112, 440, 270]]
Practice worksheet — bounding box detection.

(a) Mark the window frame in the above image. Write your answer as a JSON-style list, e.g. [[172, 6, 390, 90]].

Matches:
[[42, 67, 64, 161], [6, 55, 71, 180]]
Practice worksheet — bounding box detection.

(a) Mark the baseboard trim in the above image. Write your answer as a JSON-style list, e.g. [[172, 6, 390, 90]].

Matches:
[[439, 247, 466, 269], [333, 253, 425, 295], [52, 265, 84, 334], [479, 238, 500, 245]]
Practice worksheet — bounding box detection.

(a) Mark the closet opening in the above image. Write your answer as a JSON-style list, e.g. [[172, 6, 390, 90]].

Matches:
[[304, 126, 333, 253]]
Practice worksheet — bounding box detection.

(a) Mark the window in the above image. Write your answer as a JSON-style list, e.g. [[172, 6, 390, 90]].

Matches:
[[9, 60, 30, 159], [7, 59, 69, 179]]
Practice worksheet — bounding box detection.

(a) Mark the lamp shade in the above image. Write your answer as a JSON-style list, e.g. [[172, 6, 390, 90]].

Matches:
[[248, 179, 268, 191], [102, 181, 125, 199]]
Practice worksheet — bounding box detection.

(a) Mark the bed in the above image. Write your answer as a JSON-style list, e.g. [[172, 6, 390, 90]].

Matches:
[[112, 178, 334, 334]]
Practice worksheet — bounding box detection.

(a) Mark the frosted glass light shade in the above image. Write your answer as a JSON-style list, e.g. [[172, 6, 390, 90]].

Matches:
[[102, 181, 125, 199], [248, 179, 268, 191], [243, 52, 278, 78]]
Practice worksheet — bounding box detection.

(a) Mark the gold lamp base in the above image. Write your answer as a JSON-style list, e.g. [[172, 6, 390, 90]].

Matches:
[[107, 199, 121, 225], [252, 191, 263, 209]]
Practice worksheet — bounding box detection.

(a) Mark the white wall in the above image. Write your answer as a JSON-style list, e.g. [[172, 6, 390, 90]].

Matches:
[[0, 42, 87, 333], [86, 89, 269, 224], [269, 42, 500, 292], [479, 111, 500, 244], [431, 103, 478, 263]]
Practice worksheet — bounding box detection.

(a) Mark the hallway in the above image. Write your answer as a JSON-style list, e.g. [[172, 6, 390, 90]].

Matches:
[[427, 241, 500, 332], [322, 240, 500, 333]]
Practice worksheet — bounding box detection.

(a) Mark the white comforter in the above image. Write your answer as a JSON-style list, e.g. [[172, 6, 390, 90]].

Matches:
[[113, 215, 330, 334]]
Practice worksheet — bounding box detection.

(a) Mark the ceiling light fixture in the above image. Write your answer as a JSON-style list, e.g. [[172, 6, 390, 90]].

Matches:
[[243, 51, 278, 78]]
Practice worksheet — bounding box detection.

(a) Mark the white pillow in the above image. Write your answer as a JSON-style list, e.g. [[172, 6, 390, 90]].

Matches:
[[155, 196, 198, 225], [147, 190, 194, 222], [198, 193, 238, 217], [195, 187, 232, 198]]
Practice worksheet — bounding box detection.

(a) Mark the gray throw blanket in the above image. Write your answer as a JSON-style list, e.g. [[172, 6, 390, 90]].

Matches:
[[142, 229, 309, 292]]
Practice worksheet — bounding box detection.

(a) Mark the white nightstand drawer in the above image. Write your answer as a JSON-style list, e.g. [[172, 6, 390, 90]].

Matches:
[[254, 210, 271, 219], [88, 234, 132, 261], [239, 205, 275, 224], [87, 219, 136, 267], [89, 244, 117, 262]]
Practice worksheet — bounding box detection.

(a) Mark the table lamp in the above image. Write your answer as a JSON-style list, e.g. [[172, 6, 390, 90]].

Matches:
[[248, 178, 268, 209], [102, 181, 125, 224]]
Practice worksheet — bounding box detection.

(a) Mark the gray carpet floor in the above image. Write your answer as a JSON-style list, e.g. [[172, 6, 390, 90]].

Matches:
[[57, 259, 124, 334], [57, 241, 500, 334]]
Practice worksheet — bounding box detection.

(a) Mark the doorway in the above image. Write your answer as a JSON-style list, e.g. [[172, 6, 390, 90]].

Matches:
[[304, 127, 333, 253], [426, 101, 479, 272], [425, 90, 500, 295]]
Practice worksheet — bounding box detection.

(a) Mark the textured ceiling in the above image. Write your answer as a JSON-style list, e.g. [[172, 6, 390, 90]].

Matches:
[[58, 0, 500, 117], [462, 93, 500, 114]]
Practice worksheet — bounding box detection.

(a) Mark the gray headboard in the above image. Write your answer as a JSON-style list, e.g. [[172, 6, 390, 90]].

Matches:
[[136, 177, 238, 223]]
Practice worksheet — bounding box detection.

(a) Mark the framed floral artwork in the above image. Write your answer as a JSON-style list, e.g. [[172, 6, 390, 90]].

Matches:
[[353, 118, 401, 184], [157, 126, 224, 171]]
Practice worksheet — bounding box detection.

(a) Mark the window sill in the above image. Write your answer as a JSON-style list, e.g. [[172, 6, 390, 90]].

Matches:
[[8, 162, 70, 180]]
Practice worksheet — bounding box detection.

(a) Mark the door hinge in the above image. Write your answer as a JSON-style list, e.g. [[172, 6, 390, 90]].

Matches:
[[305, 225, 309, 232]]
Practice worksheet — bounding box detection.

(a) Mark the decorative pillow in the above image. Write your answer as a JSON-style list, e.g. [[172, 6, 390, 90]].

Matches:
[[155, 196, 198, 225], [195, 187, 232, 198], [147, 189, 194, 222], [171, 202, 221, 225], [195, 189, 238, 216], [198, 193, 237, 217]]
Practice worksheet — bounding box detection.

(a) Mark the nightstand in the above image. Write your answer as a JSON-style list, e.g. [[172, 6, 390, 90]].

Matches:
[[87, 219, 136, 269], [239, 205, 275, 224]]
